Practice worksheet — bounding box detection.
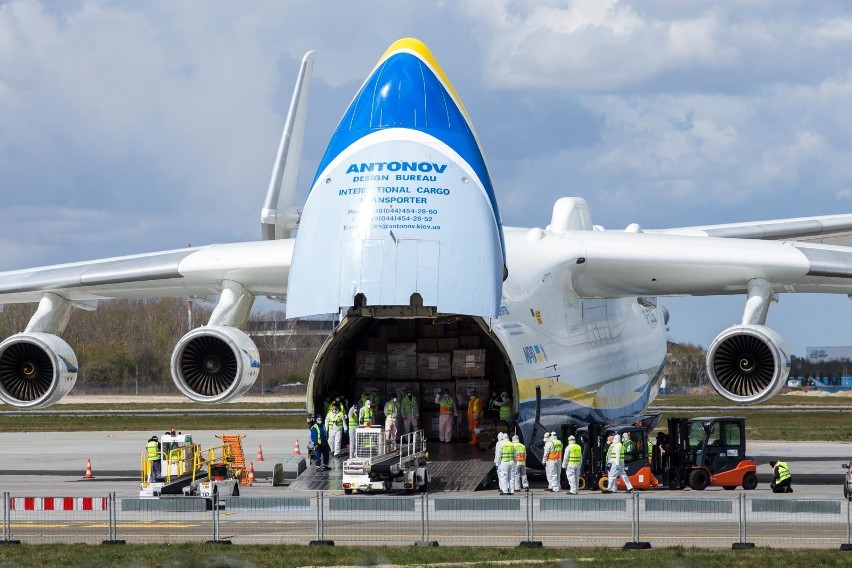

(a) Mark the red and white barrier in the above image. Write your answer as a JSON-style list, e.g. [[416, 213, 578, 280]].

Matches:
[[9, 497, 109, 511]]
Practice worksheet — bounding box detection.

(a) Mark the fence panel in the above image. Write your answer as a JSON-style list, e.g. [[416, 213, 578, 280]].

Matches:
[[428, 496, 527, 546], [535, 494, 632, 547], [322, 494, 421, 545], [7, 495, 110, 544], [747, 498, 848, 548], [117, 497, 213, 543], [639, 496, 739, 548], [219, 496, 315, 544]]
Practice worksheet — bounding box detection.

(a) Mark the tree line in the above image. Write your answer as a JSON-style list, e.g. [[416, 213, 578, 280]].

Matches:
[[0, 299, 323, 393]]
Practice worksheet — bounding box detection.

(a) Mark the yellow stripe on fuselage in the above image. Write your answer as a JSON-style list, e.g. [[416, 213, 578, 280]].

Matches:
[[378, 38, 472, 124]]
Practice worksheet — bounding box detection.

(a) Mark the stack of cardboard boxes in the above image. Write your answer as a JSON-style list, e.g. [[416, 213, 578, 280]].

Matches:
[[351, 319, 491, 440]]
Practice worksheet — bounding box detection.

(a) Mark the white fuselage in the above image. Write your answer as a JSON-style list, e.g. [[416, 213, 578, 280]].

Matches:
[[493, 227, 667, 426]]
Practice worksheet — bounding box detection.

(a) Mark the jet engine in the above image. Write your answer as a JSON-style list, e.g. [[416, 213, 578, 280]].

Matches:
[[706, 324, 790, 404], [170, 326, 260, 403], [0, 333, 78, 409]]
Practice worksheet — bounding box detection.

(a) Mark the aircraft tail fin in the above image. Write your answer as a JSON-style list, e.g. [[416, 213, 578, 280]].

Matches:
[[260, 50, 315, 240]]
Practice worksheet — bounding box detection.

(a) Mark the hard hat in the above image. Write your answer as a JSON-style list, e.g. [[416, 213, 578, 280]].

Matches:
[[543, 432, 550, 441], [622, 433, 630, 441], [392, 396, 398, 401], [512, 435, 520, 442], [568, 435, 576, 441], [335, 396, 340, 401], [498, 433, 505, 440], [365, 400, 371, 407]]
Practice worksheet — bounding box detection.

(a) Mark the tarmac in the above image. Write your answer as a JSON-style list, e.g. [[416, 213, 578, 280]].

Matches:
[[0, 429, 849, 499]]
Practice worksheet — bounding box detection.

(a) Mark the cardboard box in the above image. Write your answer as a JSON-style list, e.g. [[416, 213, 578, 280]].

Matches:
[[438, 338, 459, 352], [452, 349, 486, 377], [454, 379, 490, 410], [355, 351, 387, 379], [459, 335, 481, 349], [366, 337, 387, 352], [353, 381, 388, 408], [417, 352, 451, 381], [419, 323, 445, 338], [416, 338, 439, 353], [396, 319, 417, 342], [387, 343, 417, 380]]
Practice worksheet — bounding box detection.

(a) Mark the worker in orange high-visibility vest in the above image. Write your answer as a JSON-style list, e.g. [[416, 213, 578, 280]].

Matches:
[[467, 391, 483, 445]]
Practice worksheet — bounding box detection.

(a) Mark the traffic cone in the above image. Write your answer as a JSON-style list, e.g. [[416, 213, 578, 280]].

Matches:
[[293, 439, 302, 456], [256, 444, 265, 461], [247, 461, 255, 485], [83, 458, 94, 479]]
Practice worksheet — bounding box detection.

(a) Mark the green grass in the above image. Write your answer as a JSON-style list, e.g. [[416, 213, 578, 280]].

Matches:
[[0, 414, 309, 432], [652, 392, 852, 407], [0, 544, 849, 568]]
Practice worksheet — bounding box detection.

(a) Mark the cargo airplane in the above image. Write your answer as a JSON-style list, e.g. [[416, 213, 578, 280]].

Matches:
[[2, 38, 852, 456]]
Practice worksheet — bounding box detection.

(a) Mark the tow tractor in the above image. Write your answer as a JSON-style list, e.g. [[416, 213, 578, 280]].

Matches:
[[342, 428, 428, 494], [140, 433, 240, 501]]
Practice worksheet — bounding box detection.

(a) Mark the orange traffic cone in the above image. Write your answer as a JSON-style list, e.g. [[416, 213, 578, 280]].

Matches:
[[256, 444, 265, 461], [83, 458, 94, 479], [247, 461, 255, 485], [293, 439, 302, 456]]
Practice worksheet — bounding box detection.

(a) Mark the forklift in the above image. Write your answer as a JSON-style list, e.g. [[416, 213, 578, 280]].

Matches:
[[575, 414, 661, 491], [654, 416, 758, 490]]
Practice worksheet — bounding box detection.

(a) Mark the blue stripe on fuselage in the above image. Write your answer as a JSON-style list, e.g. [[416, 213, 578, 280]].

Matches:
[[313, 52, 502, 233]]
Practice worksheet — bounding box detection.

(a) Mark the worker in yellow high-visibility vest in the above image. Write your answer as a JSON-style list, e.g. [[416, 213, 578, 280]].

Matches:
[[562, 435, 582, 495], [494, 432, 515, 495], [511, 434, 529, 492]]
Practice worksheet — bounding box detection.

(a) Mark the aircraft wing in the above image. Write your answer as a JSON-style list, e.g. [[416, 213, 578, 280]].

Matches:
[[0, 239, 293, 305], [561, 230, 852, 298], [647, 213, 852, 245]]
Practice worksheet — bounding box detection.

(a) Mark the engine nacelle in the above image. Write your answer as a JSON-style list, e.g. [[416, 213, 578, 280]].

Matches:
[[706, 324, 790, 404], [0, 333, 78, 409], [170, 326, 260, 403]]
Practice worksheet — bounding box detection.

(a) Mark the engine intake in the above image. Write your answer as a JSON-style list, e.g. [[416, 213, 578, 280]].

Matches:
[[0, 333, 78, 408], [170, 326, 260, 403], [706, 324, 790, 404]]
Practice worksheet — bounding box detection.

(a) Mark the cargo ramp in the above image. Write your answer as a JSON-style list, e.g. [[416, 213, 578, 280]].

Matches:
[[288, 442, 494, 492]]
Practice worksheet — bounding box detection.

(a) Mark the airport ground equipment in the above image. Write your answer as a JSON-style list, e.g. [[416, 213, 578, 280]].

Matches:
[[342, 427, 427, 494], [139, 433, 240, 501], [655, 416, 758, 491], [575, 415, 661, 492], [842, 458, 852, 500]]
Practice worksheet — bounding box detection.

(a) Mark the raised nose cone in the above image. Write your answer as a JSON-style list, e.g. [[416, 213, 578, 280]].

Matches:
[[288, 39, 505, 319], [314, 38, 498, 219]]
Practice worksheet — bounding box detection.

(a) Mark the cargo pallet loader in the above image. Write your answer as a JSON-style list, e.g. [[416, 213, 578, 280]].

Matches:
[[140, 433, 241, 503], [342, 428, 428, 494]]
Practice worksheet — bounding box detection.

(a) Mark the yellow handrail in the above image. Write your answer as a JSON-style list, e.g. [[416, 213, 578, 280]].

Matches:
[[141, 442, 236, 485]]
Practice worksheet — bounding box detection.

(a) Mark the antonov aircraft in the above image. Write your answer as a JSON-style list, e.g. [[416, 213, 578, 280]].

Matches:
[[2, 38, 852, 447]]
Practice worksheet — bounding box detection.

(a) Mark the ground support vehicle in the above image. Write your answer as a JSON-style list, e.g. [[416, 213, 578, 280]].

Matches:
[[654, 417, 758, 491], [842, 459, 852, 500], [140, 434, 240, 501], [575, 415, 661, 492], [342, 428, 427, 494]]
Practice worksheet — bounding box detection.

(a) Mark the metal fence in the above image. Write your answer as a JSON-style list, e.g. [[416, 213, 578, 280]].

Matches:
[[2, 491, 851, 549]]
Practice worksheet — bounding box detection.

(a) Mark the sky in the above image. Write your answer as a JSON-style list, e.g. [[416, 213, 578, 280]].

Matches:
[[2, 0, 852, 357]]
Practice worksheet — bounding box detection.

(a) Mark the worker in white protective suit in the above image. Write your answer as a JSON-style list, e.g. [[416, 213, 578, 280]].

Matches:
[[541, 432, 560, 491], [604, 433, 634, 494], [511, 434, 529, 492], [494, 433, 515, 495], [562, 435, 582, 494], [324, 403, 346, 457]]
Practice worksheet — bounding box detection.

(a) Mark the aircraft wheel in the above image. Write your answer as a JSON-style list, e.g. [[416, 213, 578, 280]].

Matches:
[[741, 472, 758, 490], [688, 469, 710, 491], [598, 476, 609, 491], [578, 476, 586, 490]]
